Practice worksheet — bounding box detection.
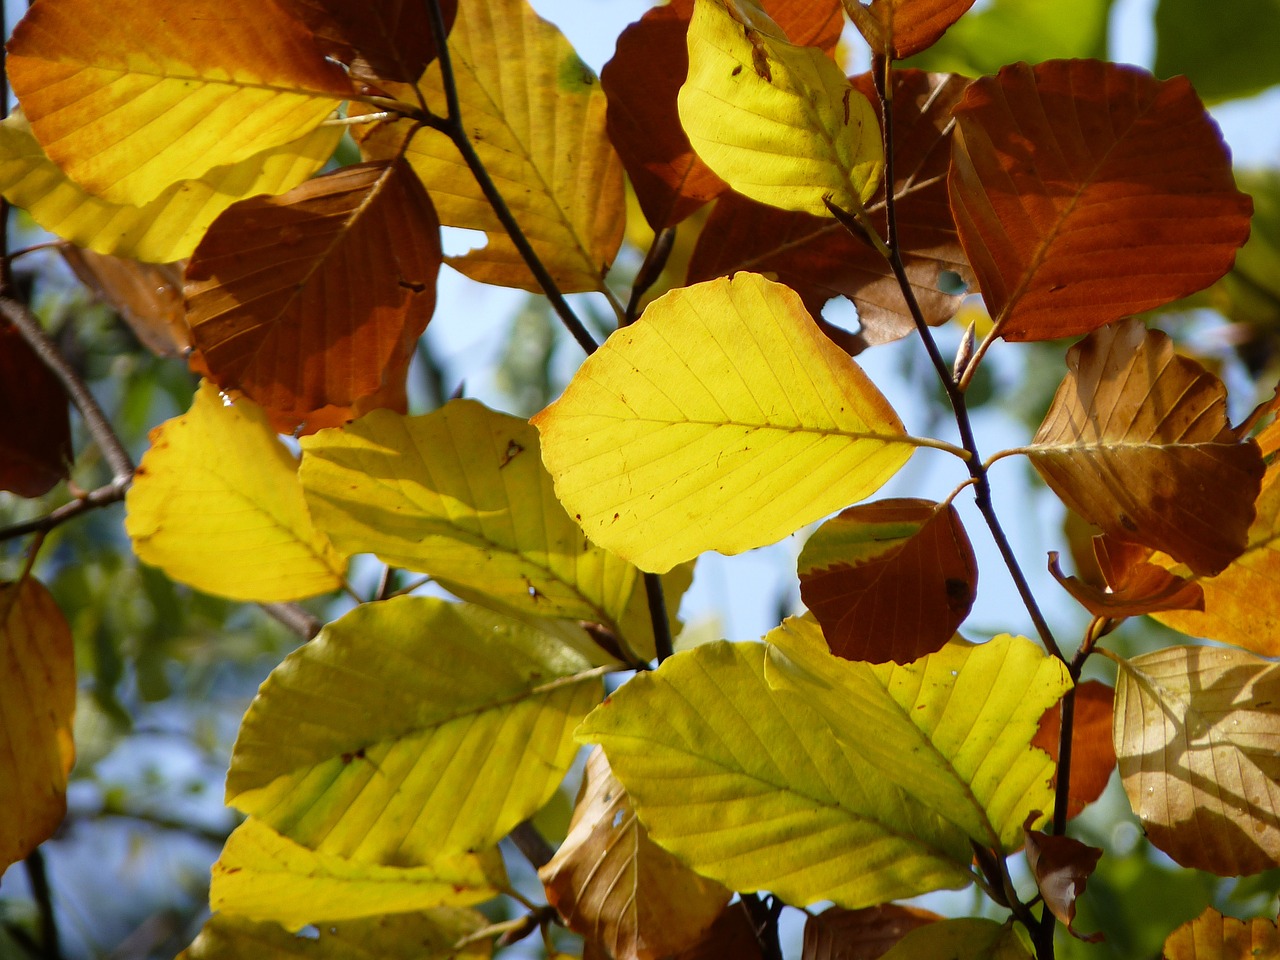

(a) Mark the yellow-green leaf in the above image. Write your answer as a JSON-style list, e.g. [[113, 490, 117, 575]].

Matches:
[[356, 0, 624, 293], [678, 0, 883, 217], [0, 578, 75, 871], [124, 381, 346, 602], [878, 918, 1033, 960], [7, 0, 353, 205], [211, 817, 504, 929], [534, 273, 921, 573], [179, 909, 492, 960], [300, 401, 686, 661], [765, 619, 1070, 850], [0, 111, 341, 263], [578, 641, 975, 908], [227, 597, 603, 860]]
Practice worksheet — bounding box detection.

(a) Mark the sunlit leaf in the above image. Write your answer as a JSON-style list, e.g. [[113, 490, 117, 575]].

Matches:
[[179, 909, 492, 960], [678, 0, 883, 218], [534, 273, 920, 573], [687, 71, 971, 350], [124, 381, 346, 602], [765, 620, 1070, 850], [1031, 681, 1117, 820], [7, 0, 352, 205], [877, 919, 1033, 960], [1163, 907, 1280, 960], [1022, 822, 1103, 941], [1112, 645, 1280, 875], [1154, 0, 1280, 105], [950, 60, 1252, 341], [283, 0, 458, 86], [798, 498, 977, 664], [185, 159, 440, 432], [845, 0, 977, 59], [539, 747, 731, 960], [802, 904, 940, 960], [60, 250, 189, 358], [228, 597, 602, 860], [1047, 537, 1204, 619], [579, 641, 975, 908], [0, 320, 71, 498], [0, 578, 75, 871], [356, 0, 624, 293], [0, 112, 341, 264], [1027, 319, 1264, 577], [210, 818, 503, 929]]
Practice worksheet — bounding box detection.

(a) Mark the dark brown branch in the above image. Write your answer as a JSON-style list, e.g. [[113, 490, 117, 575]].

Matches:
[[508, 819, 555, 870], [0, 482, 129, 543], [23, 850, 62, 960], [740, 894, 785, 960], [261, 603, 323, 640], [645, 572, 674, 663]]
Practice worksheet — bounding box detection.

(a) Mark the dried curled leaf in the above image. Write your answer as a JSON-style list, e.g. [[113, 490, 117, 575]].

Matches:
[[1048, 536, 1203, 619], [1022, 818, 1103, 942]]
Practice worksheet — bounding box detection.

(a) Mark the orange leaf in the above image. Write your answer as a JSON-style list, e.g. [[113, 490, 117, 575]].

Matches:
[[0, 578, 75, 872], [798, 498, 976, 664], [1022, 820, 1103, 942], [1047, 536, 1204, 619], [688, 71, 971, 351], [845, 0, 977, 59], [950, 60, 1252, 341], [282, 0, 457, 86], [802, 904, 940, 960], [540, 747, 731, 960], [185, 159, 440, 432], [61, 249, 189, 359], [1164, 908, 1280, 960], [1028, 319, 1264, 577], [1031, 681, 1116, 820], [0, 319, 71, 497]]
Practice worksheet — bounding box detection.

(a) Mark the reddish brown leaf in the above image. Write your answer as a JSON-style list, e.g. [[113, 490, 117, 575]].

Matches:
[[1164, 908, 1280, 960], [1028, 319, 1264, 577], [802, 904, 941, 960], [798, 498, 977, 664], [1022, 819, 1103, 942], [0, 319, 71, 497], [846, 0, 977, 59], [1032, 681, 1117, 820], [1048, 536, 1204, 618], [61, 248, 190, 358], [185, 158, 440, 433], [950, 60, 1252, 341], [603, 0, 843, 230], [687, 71, 971, 350], [671, 903, 766, 960]]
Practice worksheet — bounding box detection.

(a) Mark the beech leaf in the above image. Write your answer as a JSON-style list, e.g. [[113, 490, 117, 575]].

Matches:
[[1163, 907, 1280, 960], [877, 919, 1033, 960], [1031, 680, 1117, 820], [1027, 319, 1264, 577], [845, 0, 978, 59], [1022, 819, 1103, 942], [1111, 645, 1280, 875], [802, 904, 940, 960], [534, 273, 920, 573], [7, 0, 352, 205], [0, 318, 71, 498], [798, 498, 977, 664], [950, 60, 1252, 341], [185, 159, 441, 432], [61, 251, 189, 359], [1047, 537, 1204, 619]]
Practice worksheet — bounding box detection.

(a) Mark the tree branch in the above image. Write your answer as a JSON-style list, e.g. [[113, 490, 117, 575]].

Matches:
[[260, 602, 322, 640], [23, 850, 62, 960], [740, 894, 785, 960], [508, 819, 555, 870]]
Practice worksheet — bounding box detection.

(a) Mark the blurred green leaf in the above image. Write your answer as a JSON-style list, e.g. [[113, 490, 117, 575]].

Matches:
[[1155, 0, 1280, 104]]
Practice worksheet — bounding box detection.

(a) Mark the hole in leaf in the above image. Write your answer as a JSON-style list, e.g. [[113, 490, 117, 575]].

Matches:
[[441, 226, 488, 257], [937, 270, 968, 295]]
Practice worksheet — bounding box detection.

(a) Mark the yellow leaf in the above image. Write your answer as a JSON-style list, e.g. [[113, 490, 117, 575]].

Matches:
[[878, 918, 1033, 960], [356, 0, 624, 293], [124, 381, 346, 602], [0, 111, 341, 263], [180, 908, 493, 960], [0, 578, 75, 871], [227, 597, 603, 861], [1163, 907, 1280, 960], [678, 0, 883, 217], [534, 273, 923, 573], [211, 818, 503, 930], [765, 619, 1069, 850], [7, 0, 352, 205], [1111, 645, 1280, 875]]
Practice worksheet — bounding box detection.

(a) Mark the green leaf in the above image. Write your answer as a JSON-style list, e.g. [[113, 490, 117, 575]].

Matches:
[[765, 619, 1070, 850], [879, 919, 1034, 960], [678, 0, 882, 217], [1154, 0, 1280, 104], [227, 597, 603, 860], [578, 641, 975, 908]]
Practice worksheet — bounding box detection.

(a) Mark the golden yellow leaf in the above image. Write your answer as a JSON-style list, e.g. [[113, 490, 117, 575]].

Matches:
[[0, 578, 75, 871], [1111, 645, 1280, 875], [0, 111, 341, 263], [678, 0, 883, 218], [356, 0, 624, 293], [125, 380, 346, 602], [211, 818, 504, 929], [1163, 907, 1280, 960], [7, 0, 352, 205], [534, 273, 923, 573]]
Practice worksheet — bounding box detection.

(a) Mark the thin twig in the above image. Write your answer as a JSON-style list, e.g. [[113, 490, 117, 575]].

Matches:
[[508, 820, 555, 870], [260, 603, 322, 640], [0, 482, 129, 543], [644, 572, 674, 663], [24, 850, 62, 960], [740, 894, 784, 960]]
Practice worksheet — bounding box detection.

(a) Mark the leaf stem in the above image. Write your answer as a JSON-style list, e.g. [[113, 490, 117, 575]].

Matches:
[[645, 572, 675, 663], [741, 893, 785, 960]]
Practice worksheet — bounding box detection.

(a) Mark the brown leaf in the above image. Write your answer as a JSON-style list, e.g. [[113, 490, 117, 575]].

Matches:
[[672, 903, 766, 960], [1032, 681, 1117, 820], [798, 498, 976, 664], [1048, 536, 1204, 619], [1163, 907, 1280, 960], [1028, 319, 1264, 577], [61, 247, 190, 358], [845, 0, 977, 59], [687, 71, 972, 350], [0, 319, 71, 497], [540, 747, 731, 960], [950, 60, 1252, 341], [1022, 820, 1103, 942], [1113, 645, 1280, 876], [185, 158, 440, 433], [802, 904, 941, 960]]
